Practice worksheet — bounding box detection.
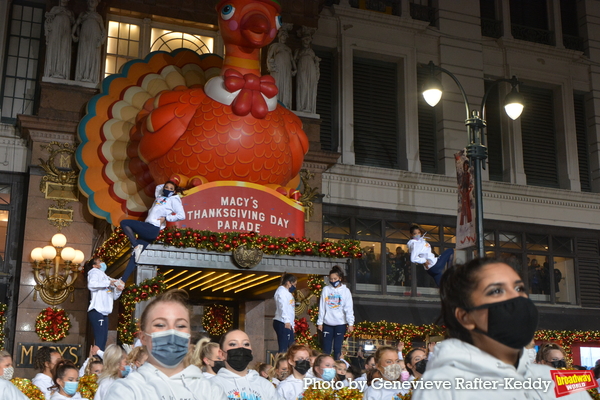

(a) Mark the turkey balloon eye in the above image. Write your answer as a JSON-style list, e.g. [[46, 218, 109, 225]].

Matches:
[[221, 4, 235, 20], [275, 15, 282, 30]]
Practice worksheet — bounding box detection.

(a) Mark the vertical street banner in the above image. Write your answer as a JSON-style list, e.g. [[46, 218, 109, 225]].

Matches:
[[455, 150, 476, 249]]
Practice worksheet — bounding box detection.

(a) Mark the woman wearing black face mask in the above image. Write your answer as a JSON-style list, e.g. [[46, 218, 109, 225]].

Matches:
[[188, 338, 225, 379], [277, 344, 312, 400], [317, 265, 355, 360], [273, 273, 298, 354], [211, 329, 280, 400], [119, 181, 185, 283], [413, 258, 589, 400], [536, 343, 569, 370], [405, 348, 427, 381]]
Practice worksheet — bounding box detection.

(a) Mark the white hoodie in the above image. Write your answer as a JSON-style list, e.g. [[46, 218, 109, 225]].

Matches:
[[211, 368, 282, 400], [412, 338, 590, 400], [0, 378, 29, 400], [316, 283, 354, 327], [273, 286, 295, 328], [276, 374, 305, 400], [146, 184, 185, 229], [103, 363, 226, 400], [87, 268, 122, 316], [406, 236, 436, 269], [32, 372, 54, 400]]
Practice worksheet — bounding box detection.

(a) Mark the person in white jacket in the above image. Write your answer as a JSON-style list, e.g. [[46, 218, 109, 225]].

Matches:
[[317, 265, 355, 360], [49, 360, 88, 400], [94, 344, 128, 400], [104, 289, 226, 400], [413, 258, 589, 400], [119, 181, 186, 282], [0, 350, 28, 400], [211, 329, 281, 400], [276, 344, 312, 400], [0, 378, 29, 400], [406, 224, 453, 287], [32, 345, 62, 400], [273, 273, 297, 354], [86, 258, 123, 351]]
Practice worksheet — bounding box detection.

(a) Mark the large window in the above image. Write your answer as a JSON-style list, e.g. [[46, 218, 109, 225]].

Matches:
[[324, 210, 455, 297], [574, 93, 591, 192], [520, 86, 559, 188], [315, 48, 336, 152], [105, 15, 216, 78], [353, 57, 399, 169], [417, 66, 437, 173], [1, 2, 44, 122], [510, 0, 553, 46]]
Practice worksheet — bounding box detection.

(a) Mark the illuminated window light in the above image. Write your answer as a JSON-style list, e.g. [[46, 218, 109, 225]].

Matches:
[[167, 271, 202, 289], [202, 273, 242, 291], [190, 272, 229, 291], [162, 269, 174, 276], [212, 274, 256, 292], [179, 272, 215, 290], [163, 270, 188, 284], [234, 275, 279, 293], [222, 275, 267, 292]]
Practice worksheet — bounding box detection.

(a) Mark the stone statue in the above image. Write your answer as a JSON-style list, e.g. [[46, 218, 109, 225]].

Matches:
[[43, 0, 74, 79], [267, 23, 295, 109], [72, 0, 106, 84], [294, 26, 320, 114]]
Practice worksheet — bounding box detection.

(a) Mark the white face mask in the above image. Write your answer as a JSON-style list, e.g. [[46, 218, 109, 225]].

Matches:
[[382, 364, 402, 381], [2, 366, 14, 380]]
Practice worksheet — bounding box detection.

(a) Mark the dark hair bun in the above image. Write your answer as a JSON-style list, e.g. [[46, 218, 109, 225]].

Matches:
[[329, 265, 344, 279]]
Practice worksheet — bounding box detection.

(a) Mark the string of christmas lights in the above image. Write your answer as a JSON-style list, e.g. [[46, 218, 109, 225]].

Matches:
[[94, 228, 363, 260], [118, 275, 167, 344], [0, 303, 6, 350]]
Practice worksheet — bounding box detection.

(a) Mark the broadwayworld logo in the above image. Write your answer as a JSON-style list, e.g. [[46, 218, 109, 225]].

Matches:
[[551, 370, 598, 398]]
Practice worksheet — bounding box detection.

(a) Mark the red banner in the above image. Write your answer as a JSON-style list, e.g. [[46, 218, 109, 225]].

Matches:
[[551, 370, 598, 397], [455, 149, 476, 249], [169, 181, 305, 237]]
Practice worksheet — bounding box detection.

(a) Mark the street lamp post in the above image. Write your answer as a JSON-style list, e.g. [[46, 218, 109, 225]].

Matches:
[[421, 61, 524, 256]]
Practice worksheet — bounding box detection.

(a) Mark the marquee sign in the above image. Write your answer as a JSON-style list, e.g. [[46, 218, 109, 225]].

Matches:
[[169, 181, 305, 237]]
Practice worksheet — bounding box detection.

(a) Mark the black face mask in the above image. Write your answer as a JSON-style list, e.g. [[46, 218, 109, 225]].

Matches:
[[294, 360, 311, 375], [415, 359, 428, 375], [550, 360, 567, 369], [212, 360, 226, 373], [336, 373, 346, 381], [467, 296, 539, 349], [226, 348, 254, 371]]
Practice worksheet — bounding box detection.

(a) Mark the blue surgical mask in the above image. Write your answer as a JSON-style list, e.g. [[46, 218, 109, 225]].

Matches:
[[121, 365, 131, 378], [99, 262, 107, 273], [63, 381, 78, 396], [413, 234, 421, 240], [321, 367, 336, 381], [146, 329, 190, 368], [162, 189, 174, 197]]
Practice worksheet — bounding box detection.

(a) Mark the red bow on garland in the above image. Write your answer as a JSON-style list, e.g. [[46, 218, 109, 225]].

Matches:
[[223, 69, 278, 119]]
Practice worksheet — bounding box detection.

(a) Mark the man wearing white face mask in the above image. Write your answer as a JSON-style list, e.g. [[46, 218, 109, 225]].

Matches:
[[86, 257, 123, 354], [0, 350, 28, 400]]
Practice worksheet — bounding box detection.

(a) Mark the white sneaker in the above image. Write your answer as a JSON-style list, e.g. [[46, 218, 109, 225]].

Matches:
[[133, 244, 144, 262]]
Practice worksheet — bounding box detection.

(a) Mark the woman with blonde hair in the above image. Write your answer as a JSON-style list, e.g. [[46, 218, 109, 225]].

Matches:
[[0, 350, 28, 400], [254, 362, 272, 379], [105, 289, 226, 400], [94, 344, 128, 400], [270, 354, 290, 386], [187, 337, 224, 379], [363, 345, 406, 400], [126, 346, 148, 371]]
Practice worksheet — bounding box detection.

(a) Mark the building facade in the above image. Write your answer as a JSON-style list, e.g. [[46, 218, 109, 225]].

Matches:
[[0, 0, 599, 375]]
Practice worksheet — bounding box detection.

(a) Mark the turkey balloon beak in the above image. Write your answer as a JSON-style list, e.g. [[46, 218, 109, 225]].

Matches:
[[240, 12, 271, 46]]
